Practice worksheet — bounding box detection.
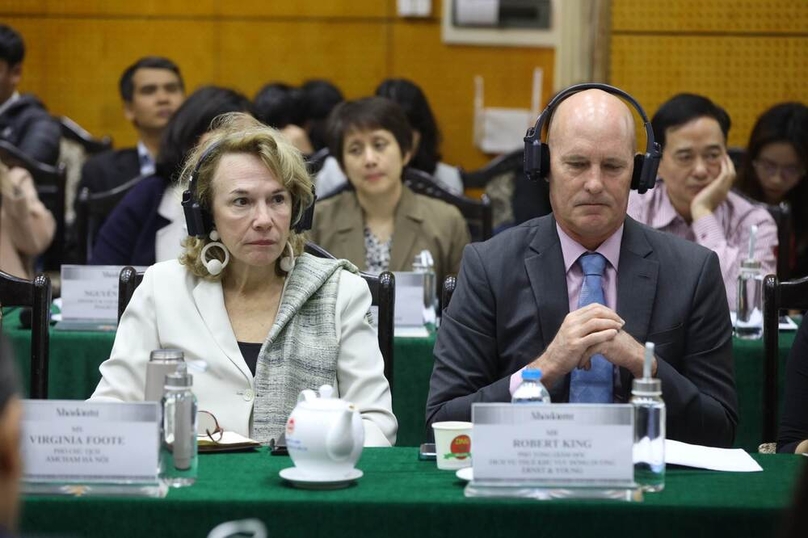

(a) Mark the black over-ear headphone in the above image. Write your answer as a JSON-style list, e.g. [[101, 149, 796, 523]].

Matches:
[[181, 140, 317, 238], [523, 82, 661, 194]]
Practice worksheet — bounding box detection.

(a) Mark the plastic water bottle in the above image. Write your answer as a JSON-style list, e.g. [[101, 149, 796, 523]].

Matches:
[[632, 342, 665, 492], [512, 368, 551, 403], [736, 224, 763, 340], [160, 362, 198, 487]]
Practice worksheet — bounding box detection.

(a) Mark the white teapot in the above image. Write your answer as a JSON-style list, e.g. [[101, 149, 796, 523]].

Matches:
[[285, 384, 364, 478]]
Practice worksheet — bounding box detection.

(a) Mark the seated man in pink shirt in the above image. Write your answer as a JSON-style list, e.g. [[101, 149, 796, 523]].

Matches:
[[627, 94, 777, 311]]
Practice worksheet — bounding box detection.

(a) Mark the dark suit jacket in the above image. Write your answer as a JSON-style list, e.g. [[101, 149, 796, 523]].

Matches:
[[89, 174, 169, 266], [77, 147, 140, 195], [0, 94, 60, 165], [427, 214, 738, 447]]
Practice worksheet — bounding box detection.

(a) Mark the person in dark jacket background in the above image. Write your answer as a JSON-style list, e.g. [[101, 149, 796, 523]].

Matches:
[[90, 86, 252, 266], [0, 24, 60, 166]]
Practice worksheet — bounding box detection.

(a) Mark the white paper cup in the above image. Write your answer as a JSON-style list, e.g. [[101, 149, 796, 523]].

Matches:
[[432, 421, 472, 470]]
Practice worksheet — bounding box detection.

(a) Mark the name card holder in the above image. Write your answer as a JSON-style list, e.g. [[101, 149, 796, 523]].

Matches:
[[21, 400, 165, 498], [466, 403, 641, 501]]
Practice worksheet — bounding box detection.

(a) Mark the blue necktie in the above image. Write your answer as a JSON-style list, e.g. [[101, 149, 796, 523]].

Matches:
[[569, 252, 614, 403]]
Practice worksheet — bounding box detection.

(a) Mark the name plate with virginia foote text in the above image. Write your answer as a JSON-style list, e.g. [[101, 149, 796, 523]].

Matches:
[[21, 400, 164, 497], [468, 403, 640, 501]]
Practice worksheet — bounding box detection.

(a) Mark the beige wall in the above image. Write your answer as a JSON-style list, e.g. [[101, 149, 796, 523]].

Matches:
[[2, 0, 555, 173]]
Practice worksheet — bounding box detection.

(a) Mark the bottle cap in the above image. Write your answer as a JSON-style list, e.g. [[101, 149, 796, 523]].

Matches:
[[632, 377, 661, 396], [521, 368, 542, 380], [165, 362, 193, 388], [150, 348, 184, 361]]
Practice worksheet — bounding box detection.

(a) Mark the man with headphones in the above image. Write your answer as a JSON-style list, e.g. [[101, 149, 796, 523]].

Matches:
[[426, 84, 738, 448]]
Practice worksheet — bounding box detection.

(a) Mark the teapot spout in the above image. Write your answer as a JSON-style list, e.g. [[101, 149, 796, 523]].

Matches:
[[325, 408, 356, 462]]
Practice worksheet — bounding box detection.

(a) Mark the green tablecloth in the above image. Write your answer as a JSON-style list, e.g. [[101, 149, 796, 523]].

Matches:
[[19, 447, 805, 538], [4, 306, 795, 450]]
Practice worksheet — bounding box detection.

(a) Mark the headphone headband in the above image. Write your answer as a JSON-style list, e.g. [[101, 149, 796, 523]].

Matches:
[[181, 139, 316, 238], [523, 82, 661, 194]]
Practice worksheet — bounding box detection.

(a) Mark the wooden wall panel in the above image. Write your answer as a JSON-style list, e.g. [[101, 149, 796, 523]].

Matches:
[[391, 22, 555, 171], [613, 0, 808, 33], [6, 16, 217, 149], [218, 20, 388, 101], [611, 0, 808, 148], [0, 0, 389, 18], [1, 0, 555, 174]]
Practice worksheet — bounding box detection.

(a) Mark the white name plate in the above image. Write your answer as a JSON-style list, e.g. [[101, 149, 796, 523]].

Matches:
[[392, 272, 427, 327], [60, 265, 147, 321], [22, 400, 160, 484], [471, 403, 634, 487]]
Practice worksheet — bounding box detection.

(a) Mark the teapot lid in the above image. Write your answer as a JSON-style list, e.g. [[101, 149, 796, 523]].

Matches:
[[297, 385, 349, 410]]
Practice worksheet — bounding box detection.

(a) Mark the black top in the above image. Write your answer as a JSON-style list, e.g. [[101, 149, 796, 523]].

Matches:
[[778, 321, 808, 453], [238, 342, 262, 377]]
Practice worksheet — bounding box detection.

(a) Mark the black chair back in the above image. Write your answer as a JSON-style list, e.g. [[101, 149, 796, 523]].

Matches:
[[303, 242, 395, 388], [0, 270, 51, 398], [118, 266, 143, 322], [441, 274, 456, 314], [461, 149, 523, 190], [403, 168, 493, 241], [117, 252, 397, 390], [0, 140, 68, 271], [762, 274, 808, 442], [57, 116, 113, 155], [76, 174, 147, 263]]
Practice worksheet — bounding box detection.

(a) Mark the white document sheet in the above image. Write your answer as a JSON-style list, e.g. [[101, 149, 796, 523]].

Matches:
[[665, 439, 763, 472]]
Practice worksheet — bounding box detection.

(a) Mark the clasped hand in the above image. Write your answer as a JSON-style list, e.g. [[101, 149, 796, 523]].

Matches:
[[533, 304, 647, 385]]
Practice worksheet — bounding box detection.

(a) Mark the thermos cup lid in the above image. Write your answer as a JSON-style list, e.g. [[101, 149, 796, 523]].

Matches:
[[150, 348, 185, 361]]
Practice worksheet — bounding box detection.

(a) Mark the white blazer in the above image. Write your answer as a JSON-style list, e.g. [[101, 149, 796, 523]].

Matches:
[[90, 260, 397, 447]]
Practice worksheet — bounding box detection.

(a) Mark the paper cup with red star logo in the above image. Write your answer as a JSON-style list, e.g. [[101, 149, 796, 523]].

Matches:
[[432, 421, 472, 470]]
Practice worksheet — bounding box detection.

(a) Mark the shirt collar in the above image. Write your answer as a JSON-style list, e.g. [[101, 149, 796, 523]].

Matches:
[[557, 222, 624, 273], [0, 91, 20, 117], [137, 140, 156, 176]]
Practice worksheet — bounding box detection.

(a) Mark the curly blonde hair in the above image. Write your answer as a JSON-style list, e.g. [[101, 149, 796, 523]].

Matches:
[[178, 113, 315, 279]]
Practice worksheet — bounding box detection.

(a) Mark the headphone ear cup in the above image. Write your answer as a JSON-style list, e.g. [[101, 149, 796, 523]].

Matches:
[[631, 154, 645, 191], [539, 143, 551, 181]]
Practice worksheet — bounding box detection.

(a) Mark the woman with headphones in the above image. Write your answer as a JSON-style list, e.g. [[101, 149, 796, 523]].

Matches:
[[91, 113, 397, 447]]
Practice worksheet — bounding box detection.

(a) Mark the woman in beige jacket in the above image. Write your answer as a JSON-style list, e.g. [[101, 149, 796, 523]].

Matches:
[[0, 164, 55, 279], [310, 97, 470, 290]]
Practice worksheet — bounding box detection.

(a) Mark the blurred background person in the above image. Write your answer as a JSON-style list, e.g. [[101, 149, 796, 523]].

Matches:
[[90, 86, 251, 266], [0, 24, 60, 166], [0, 162, 55, 278], [253, 81, 312, 155], [735, 102, 808, 278], [300, 79, 343, 153], [628, 93, 777, 311], [77, 56, 185, 198], [310, 97, 469, 293], [376, 78, 463, 195], [0, 335, 22, 537], [91, 113, 396, 446]]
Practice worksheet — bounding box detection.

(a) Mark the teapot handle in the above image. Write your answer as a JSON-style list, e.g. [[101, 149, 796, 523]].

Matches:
[[297, 389, 318, 403]]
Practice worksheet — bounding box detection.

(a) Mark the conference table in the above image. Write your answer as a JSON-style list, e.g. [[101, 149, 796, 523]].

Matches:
[[3, 307, 796, 450], [19, 447, 806, 538]]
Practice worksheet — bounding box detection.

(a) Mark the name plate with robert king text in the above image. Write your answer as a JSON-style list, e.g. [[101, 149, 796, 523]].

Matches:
[[22, 400, 160, 484], [471, 403, 634, 487]]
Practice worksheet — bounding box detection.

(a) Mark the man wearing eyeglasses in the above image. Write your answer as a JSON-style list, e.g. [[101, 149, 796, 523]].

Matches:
[[627, 93, 777, 311]]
